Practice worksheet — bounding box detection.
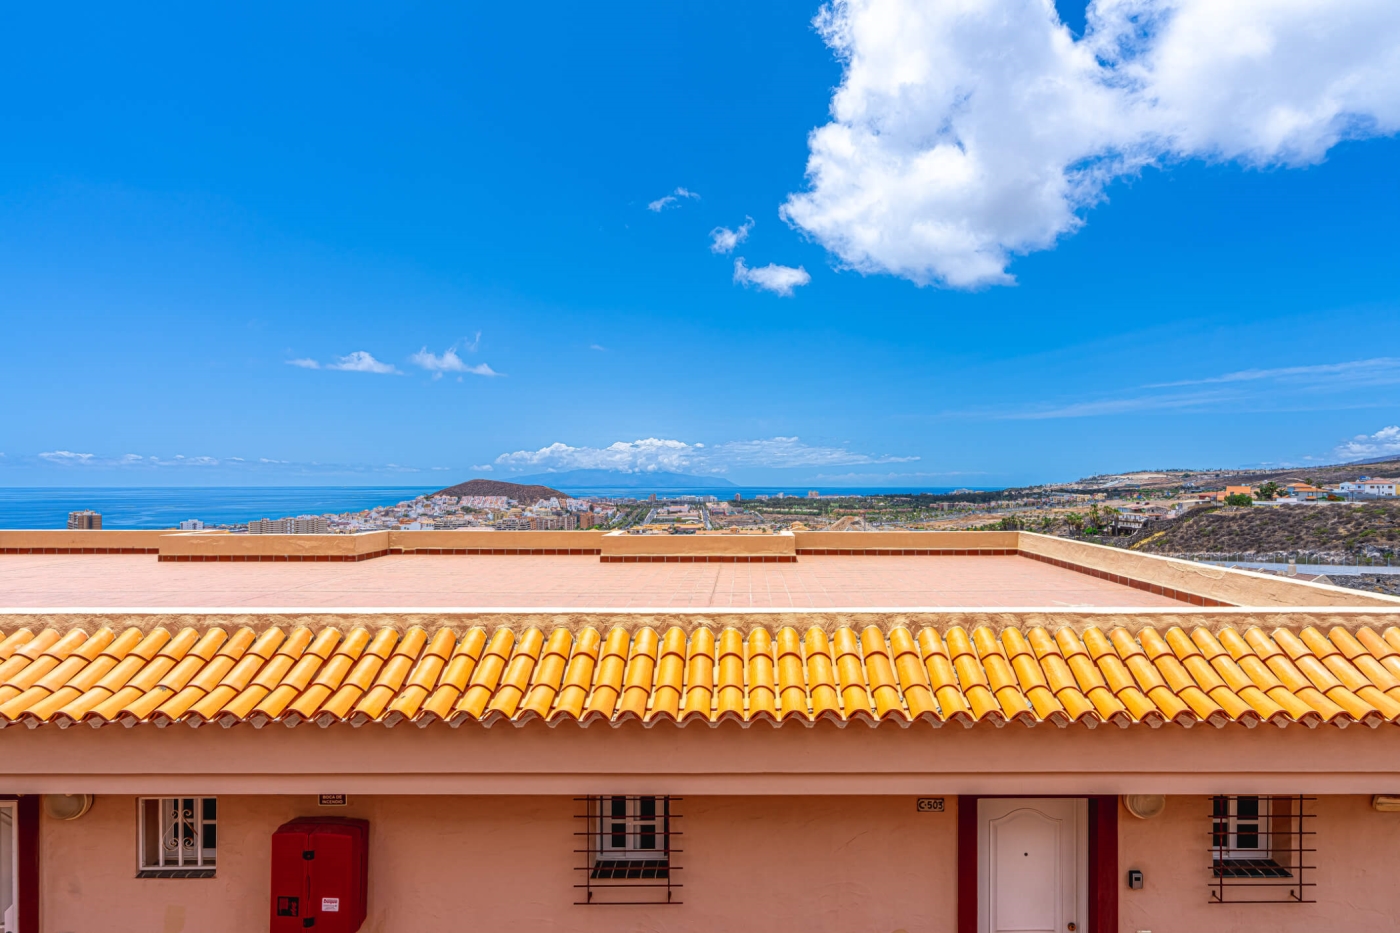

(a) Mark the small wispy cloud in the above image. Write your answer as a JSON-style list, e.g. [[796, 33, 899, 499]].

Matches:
[[1147, 357, 1400, 389], [327, 351, 400, 374], [733, 258, 811, 297], [39, 450, 95, 464], [1336, 426, 1400, 461], [995, 389, 1232, 420], [410, 346, 502, 379], [647, 186, 701, 212], [470, 464, 495, 472], [960, 355, 1400, 422], [286, 358, 321, 369], [710, 217, 753, 254], [589, 344, 607, 352], [40, 451, 224, 467]]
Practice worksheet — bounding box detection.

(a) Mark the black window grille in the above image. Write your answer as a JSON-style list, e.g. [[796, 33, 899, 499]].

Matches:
[[575, 795, 681, 905], [1209, 795, 1314, 903]]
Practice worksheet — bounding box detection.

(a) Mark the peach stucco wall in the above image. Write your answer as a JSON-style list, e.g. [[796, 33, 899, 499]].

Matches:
[[1118, 794, 1400, 933], [36, 793, 1400, 932], [39, 794, 958, 933], [10, 715, 1400, 796]]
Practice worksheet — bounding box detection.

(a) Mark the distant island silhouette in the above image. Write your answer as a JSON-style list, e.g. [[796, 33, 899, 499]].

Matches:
[[510, 469, 738, 490], [432, 478, 569, 500]]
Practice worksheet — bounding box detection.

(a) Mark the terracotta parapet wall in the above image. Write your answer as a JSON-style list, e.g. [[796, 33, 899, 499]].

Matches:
[[794, 530, 1018, 554], [601, 530, 796, 561], [0, 529, 183, 554], [157, 531, 390, 562], [387, 529, 605, 554], [1015, 532, 1400, 608]]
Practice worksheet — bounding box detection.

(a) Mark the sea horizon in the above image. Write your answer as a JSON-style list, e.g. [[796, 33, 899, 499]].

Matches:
[[0, 484, 1004, 529]]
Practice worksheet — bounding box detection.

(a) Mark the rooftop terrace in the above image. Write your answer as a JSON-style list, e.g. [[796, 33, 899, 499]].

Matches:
[[0, 553, 1181, 610], [3, 529, 1397, 611]]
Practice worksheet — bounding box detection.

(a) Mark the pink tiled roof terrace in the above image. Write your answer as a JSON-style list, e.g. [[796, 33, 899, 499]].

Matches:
[[0, 553, 1182, 610]]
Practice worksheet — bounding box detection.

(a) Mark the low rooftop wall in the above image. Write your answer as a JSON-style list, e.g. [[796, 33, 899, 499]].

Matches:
[[601, 530, 795, 562], [794, 530, 1017, 554], [390, 530, 604, 554], [0, 529, 180, 554], [1017, 532, 1400, 608]]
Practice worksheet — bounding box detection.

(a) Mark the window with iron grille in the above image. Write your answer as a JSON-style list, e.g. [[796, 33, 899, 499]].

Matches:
[[138, 797, 217, 878], [575, 796, 681, 905], [1209, 795, 1314, 903]]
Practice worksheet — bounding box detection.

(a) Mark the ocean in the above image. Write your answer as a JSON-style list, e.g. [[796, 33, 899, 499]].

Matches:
[[0, 485, 1000, 529], [0, 487, 436, 529]]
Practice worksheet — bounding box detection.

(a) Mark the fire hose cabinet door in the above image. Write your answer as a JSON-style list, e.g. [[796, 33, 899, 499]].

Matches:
[[271, 818, 369, 933]]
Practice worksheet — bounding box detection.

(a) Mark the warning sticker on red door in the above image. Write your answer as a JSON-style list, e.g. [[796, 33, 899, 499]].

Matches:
[[321, 897, 340, 912]]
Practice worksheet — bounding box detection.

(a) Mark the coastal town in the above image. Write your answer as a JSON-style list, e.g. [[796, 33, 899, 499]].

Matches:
[[148, 462, 1400, 569]]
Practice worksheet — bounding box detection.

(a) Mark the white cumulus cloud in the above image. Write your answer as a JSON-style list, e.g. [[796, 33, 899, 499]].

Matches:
[[782, 0, 1400, 289], [1336, 426, 1400, 461], [647, 187, 702, 212], [327, 351, 400, 374], [494, 436, 916, 473], [497, 438, 701, 473], [410, 347, 502, 378], [733, 258, 811, 296], [710, 217, 754, 254]]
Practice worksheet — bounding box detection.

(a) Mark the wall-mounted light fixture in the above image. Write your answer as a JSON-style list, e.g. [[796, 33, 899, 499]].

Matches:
[[1127, 869, 1144, 890], [43, 794, 93, 821], [1124, 795, 1166, 819]]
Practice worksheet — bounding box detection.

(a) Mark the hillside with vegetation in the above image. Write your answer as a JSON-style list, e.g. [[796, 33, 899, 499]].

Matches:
[[1130, 502, 1400, 562]]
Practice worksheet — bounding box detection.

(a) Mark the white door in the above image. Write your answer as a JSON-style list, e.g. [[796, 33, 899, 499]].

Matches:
[[0, 801, 15, 933], [978, 798, 1087, 933]]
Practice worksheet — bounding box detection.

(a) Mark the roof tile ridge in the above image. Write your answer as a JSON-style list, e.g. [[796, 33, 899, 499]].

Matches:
[[916, 627, 973, 727], [486, 626, 547, 720], [742, 629, 776, 721], [972, 624, 1035, 726], [449, 626, 517, 725]]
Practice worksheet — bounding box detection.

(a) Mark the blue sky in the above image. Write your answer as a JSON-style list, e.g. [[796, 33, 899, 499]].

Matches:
[[2, 1, 1399, 488]]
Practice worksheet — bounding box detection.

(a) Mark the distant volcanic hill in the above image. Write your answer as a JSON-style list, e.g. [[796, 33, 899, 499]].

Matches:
[[432, 478, 568, 501]]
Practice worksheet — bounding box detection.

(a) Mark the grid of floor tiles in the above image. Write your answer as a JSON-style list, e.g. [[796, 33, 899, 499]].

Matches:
[[0, 553, 1181, 609]]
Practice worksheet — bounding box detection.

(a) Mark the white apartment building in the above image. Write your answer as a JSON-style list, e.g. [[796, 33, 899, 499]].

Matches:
[[247, 515, 329, 534], [1338, 479, 1398, 497]]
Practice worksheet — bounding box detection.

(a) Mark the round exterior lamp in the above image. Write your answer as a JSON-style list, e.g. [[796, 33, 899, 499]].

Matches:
[[1124, 794, 1166, 820], [43, 794, 94, 821]]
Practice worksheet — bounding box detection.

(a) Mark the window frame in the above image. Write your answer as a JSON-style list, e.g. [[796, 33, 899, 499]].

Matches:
[[136, 797, 217, 879], [1209, 794, 1315, 903], [597, 795, 669, 861], [576, 795, 682, 905], [1, 800, 16, 933], [1212, 794, 1272, 860]]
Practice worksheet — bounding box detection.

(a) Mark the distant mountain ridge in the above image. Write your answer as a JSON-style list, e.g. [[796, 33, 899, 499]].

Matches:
[[511, 469, 737, 489], [432, 478, 568, 500]]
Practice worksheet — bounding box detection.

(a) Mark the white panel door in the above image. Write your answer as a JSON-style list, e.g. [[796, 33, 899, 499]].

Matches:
[[0, 801, 15, 933], [978, 798, 1086, 933]]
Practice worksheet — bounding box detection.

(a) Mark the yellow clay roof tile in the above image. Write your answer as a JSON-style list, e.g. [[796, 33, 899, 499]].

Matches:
[[9, 617, 1400, 732]]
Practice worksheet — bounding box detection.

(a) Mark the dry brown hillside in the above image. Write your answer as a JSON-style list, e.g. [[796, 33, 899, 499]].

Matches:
[[1133, 501, 1400, 561]]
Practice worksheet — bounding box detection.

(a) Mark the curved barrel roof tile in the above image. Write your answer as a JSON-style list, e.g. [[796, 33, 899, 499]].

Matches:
[[5, 619, 1400, 731]]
